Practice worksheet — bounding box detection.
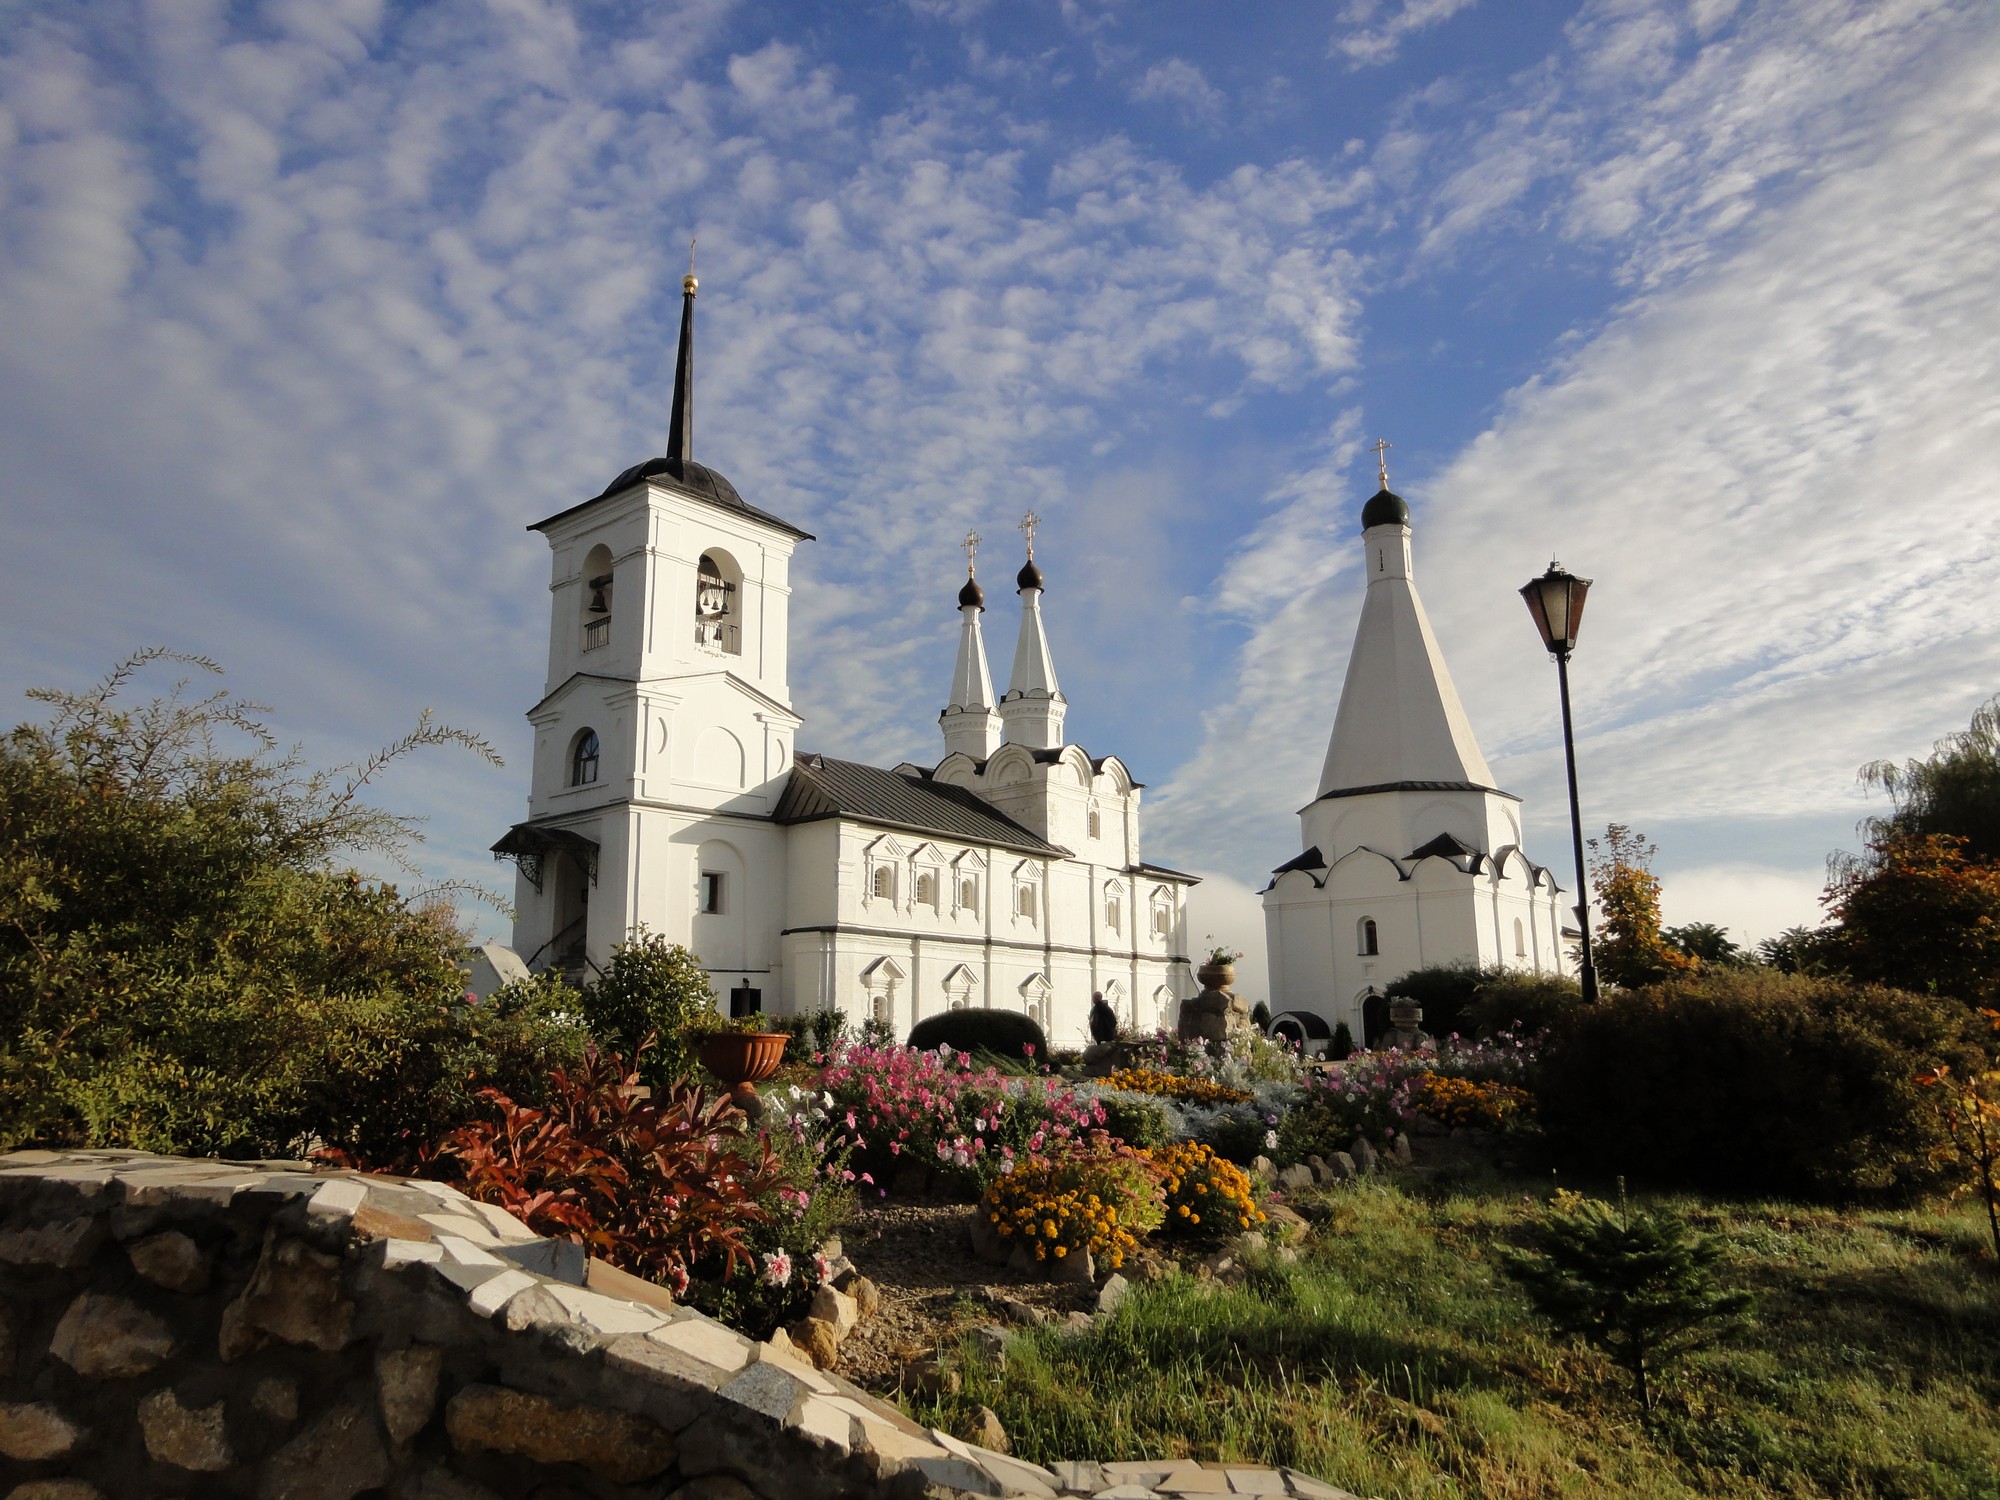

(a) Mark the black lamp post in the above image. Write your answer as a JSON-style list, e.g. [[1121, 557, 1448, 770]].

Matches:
[[1520, 562, 1599, 1004]]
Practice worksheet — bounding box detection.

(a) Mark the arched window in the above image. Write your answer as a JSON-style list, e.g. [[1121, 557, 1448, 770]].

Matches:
[[1358, 917, 1379, 956], [1087, 804, 1102, 840], [1150, 889, 1173, 938], [694, 552, 741, 654], [570, 729, 600, 787], [1105, 884, 1123, 935], [1015, 882, 1037, 920], [581, 544, 614, 652], [915, 871, 937, 908], [1514, 917, 1527, 957], [871, 865, 894, 901], [959, 876, 979, 910]]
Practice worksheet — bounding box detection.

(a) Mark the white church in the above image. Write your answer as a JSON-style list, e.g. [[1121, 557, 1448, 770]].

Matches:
[[492, 272, 1199, 1042], [1260, 451, 1572, 1044]]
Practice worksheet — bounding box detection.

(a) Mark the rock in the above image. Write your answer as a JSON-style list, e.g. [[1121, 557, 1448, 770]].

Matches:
[[1304, 1154, 1330, 1183], [759, 1326, 807, 1368], [252, 1376, 300, 1424], [1250, 1155, 1277, 1182], [127, 1229, 210, 1293], [1237, 1231, 1269, 1257], [902, 1356, 960, 1398], [389, 1465, 502, 1500], [0, 1217, 102, 1269], [0, 1402, 83, 1460], [1006, 1241, 1033, 1273], [0, 1302, 13, 1379], [1408, 1113, 1450, 1137], [1263, 1203, 1311, 1244], [817, 1236, 843, 1262], [1050, 1246, 1095, 1285], [786, 1317, 841, 1370], [1095, 1273, 1130, 1315], [966, 1403, 1009, 1454], [1390, 1133, 1414, 1165], [1275, 1164, 1315, 1194], [1350, 1136, 1379, 1174], [260, 1402, 392, 1500], [1198, 1251, 1235, 1279], [665, 1479, 762, 1500], [139, 1389, 233, 1471], [6, 1484, 106, 1500], [1322, 1151, 1357, 1182], [377, 1343, 444, 1444], [807, 1283, 858, 1340], [50, 1292, 175, 1378], [891, 1163, 931, 1197], [1062, 1311, 1094, 1334], [221, 1230, 355, 1361], [971, 1324, 1011, 1367], [996, 1295, 1047, 1326], [1276, 1245, 1301, 1265], [445, 1384, 677, 1484], [848, 1274, 882, 1321]]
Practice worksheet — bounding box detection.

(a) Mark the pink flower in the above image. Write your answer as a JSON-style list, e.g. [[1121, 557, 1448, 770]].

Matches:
[[763, 1251, 793, 1288], [812, 1252, 833, 1285]]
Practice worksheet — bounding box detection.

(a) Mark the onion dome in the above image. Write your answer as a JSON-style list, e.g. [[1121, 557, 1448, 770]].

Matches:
[[958, 575, 985, 609], [1361, 487, 1410, 529], [1016, 558, 1045, 591]]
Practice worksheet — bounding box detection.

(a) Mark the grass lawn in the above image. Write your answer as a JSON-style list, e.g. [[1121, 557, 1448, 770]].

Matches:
[[907, 1163, 2000, 1498]]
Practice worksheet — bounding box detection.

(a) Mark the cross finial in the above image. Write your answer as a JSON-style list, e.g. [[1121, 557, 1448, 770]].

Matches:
[[962, 528, 981, 575], [683, 237, 698, 296], [1019, 511, 1040, 558], [1370, 438, 1391, 489]]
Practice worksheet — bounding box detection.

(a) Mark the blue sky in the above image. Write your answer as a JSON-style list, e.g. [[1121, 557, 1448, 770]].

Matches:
[[3, 0, 1997, 993]]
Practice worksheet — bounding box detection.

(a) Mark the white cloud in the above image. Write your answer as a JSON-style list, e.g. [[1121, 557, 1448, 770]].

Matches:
[[1332, 0, 1480, 70], [1185, 870, 1270, 1007], [1656, 863, 1827, 948], [1129, 58, 1225, 126]]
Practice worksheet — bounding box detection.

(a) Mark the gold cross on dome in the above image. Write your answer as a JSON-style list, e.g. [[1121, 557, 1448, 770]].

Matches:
[[1370, 438, 1392, 489], [1019, 511, 1041, 558], [962, 529, 982, 574]]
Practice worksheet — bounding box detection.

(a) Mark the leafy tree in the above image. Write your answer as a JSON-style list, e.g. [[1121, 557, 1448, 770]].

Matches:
[[1857, 694, 2000, 863], [1587, 825, 1699, 989], [1824, 832, 2000, 1008], [1662, 921, 1744, 965], [1756, 925, 1840, 974], [1248, 1000, 1272, 1034], [1383, 959, 1484, 1037], [579, 929, 717, 1088], [1917, 1008, 2000, 1267], [0, 650, 578, 1159], [1502, 1187, 1752, 1411]]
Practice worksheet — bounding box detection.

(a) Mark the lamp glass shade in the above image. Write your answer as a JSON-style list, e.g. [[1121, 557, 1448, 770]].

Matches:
[[1521, 566, 1592, 653]]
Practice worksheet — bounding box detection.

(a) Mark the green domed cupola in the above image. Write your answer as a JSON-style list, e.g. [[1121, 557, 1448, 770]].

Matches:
[[1361, 487, 1410, 529]]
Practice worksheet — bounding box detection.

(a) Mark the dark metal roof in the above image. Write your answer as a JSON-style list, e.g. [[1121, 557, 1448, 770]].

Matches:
[[1017, 558, 1044, 591], [1314, 780, 1520, 803], [1128, 860, 1200, 885], [958, 576, 985, 609], [527, 458, 815, 541], [1024, 745, 1145, 788], [774, 753, 1065, 857], [1361, 486, 1410, 529], [1270, 846, 1327, 876], [1408, 832, 1481, 861]]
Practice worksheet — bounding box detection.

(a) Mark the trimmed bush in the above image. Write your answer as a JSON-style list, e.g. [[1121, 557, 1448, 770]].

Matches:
[[906, 1007, 1048, 1064], [1382, 960, 1484, 1038], [1095, 1091, 1173, 1151], [1536, 969, 1989, 1200], [1460, 969, 1584, 1039]]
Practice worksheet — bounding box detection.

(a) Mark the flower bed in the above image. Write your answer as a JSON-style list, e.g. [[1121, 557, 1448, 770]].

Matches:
[[1409, 1073, 1535, 1131], [978, 1136, 1167, 1269], [1099, 1066, 1253, 1105], [1151, 1141, 1266, 1235]]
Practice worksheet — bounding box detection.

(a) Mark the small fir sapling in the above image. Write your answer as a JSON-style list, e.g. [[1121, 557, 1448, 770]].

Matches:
[[1501, 1183, 1751, 1411], [1250, 1000, 1273, 1032], [1330, 1020, 1356, 1060], [1088, 992, 1119, 1044]]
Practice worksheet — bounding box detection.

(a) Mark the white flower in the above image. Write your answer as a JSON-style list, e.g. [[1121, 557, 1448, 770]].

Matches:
[[1264, 1130, 1279, 1151]]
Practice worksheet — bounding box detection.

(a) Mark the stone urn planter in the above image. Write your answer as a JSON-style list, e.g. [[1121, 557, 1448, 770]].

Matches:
[[693, 1031, 790, 1110], [1196, 961, 1236, 991]]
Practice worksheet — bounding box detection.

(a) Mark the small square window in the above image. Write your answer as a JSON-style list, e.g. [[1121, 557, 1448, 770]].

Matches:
[[698, 871, 725, 914]]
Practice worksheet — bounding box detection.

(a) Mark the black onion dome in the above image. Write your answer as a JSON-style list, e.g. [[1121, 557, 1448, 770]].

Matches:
[[958, 576, 985, 609], [1016, 558, 1045, 591], [1361, 487, 1410, 529]]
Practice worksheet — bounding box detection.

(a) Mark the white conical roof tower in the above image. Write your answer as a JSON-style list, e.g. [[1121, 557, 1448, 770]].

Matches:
[[1318, 453, 1495, 795], [1000, 512, 1066, 750], [941, 530, 1003, 761]]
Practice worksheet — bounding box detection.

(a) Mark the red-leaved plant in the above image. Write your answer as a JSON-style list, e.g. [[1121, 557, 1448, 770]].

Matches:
[[440, 1041, 785, 1291]]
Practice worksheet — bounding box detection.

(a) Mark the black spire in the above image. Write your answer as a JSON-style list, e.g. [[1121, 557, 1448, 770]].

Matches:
[[666, 259, 696, 465]]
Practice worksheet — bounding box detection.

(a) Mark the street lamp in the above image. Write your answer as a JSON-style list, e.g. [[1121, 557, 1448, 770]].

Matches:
[[1520, 562, 1599, 1004]]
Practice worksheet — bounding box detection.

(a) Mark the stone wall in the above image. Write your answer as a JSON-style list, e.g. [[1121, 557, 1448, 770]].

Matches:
[[0, 1151, 1361, 1500]]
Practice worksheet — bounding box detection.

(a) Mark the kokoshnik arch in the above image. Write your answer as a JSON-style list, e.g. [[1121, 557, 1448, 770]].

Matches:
[[491, 270, 1200, 1043]]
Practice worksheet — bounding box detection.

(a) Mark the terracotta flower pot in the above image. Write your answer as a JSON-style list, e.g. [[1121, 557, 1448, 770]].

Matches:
[[1196, 962, 1236, 991], [692, 1031, 790, 1110]]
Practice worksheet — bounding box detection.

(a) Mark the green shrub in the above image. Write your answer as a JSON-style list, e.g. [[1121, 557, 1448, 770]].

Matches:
[[769, 1007, 849, 1058], [1330, 1020, 1355, 1060], [907, 1007, 1048, 1064], [1536, 968, 1989, 1200], [1096, 1091, 1173, 1151], [580, 930, 716, 1088], [1460, 968, 1584, 1039], [1382, 960, 1484, 1038]]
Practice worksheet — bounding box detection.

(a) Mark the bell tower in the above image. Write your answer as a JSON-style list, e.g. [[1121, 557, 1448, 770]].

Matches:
[[495, 263, 814, 990]]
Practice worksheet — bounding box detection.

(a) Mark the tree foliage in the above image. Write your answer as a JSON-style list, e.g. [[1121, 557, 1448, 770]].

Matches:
[[1662, 921, 1745, 965], [1917, 1008, 2000, 1267], [578, 929, 719, 1089], [1502, 1187, 1752, 1411], [1824, 832, 2000, 1008], [1587, 824, 1699, 989], [0, 650, 579, 1158], [1857, 694, 2000, 864]]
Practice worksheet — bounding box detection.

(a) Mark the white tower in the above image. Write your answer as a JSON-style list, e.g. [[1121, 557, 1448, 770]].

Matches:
[[495, 267, 813, 995], [999, 513, 1066, 750], [940, 531, 1003, 761], [1262, 443, 1567, 1041]]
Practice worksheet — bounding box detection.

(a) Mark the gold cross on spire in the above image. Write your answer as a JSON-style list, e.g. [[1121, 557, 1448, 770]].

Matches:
[[1019, 511, 1041, 558], [962, 528, 982, 575], [1370, 438, 1392, 489], [684, 237, 698, 296]]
